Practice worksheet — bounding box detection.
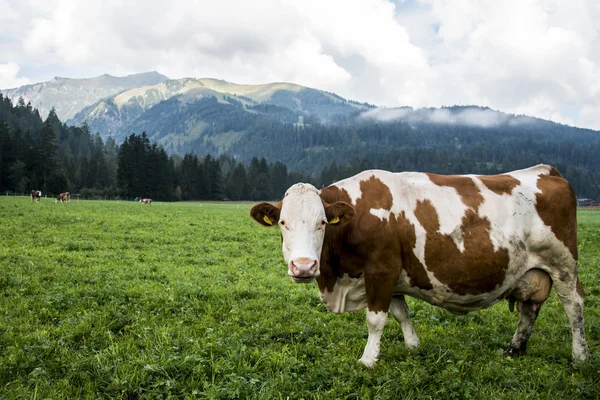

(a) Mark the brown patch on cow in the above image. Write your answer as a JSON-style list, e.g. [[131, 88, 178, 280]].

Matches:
[[535, 172, 578, 259], [317, 177, 431, 312], [426, 174, 483, 210], [478, 175, 521, 196], [359, 175, 393, 211], [414, 199, 509, 295], [317, 185, 359, 294]]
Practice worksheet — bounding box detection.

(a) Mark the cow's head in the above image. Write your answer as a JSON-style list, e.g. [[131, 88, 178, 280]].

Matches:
[[250, 183, 355, 283]]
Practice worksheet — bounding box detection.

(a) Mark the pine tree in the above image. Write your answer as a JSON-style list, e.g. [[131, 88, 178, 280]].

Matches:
[[37, 118, 59, 192], [225, 163, 248, 200], [272, 161, 288, 198], [248, 157, 273, 200]]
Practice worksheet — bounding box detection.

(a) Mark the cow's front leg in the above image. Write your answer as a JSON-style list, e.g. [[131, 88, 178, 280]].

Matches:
[[390, 295, 420, 349], [358, 309, 388, 367]]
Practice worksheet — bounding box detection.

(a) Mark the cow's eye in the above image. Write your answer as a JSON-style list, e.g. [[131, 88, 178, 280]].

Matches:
[[280, 220, 285, 226], [321, 220, 327, 226]]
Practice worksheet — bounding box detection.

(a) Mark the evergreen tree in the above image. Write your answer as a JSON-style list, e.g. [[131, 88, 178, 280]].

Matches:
[[248, 157, 273, 200], [203, 154, 225, 200], [180, 153, 199, 200], [0, 122, 12, 189], [225, 163, 248, 200], [37, 118, 59, 192], [272, 161, 288, 198]]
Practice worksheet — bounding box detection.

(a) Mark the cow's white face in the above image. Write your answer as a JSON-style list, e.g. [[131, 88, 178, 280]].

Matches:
[[279, 183, 327, 282], [250, 183, 355, 284]]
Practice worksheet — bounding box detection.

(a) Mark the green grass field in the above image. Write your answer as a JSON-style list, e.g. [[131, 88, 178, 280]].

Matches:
[[0, 198, 598, 399]]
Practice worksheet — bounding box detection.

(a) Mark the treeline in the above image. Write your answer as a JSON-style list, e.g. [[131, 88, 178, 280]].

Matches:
[[0, 94, 315, 201], [2, 93, 600, 201], [116, 93, 600, 199], [115, 132, 313, 201], [0, 95, 119, 198]]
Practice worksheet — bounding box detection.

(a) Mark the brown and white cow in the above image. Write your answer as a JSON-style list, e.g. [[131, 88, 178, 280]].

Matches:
[[56, 192, 70, 203], [30, 190, 41, 202], [250, 164, 589, 366], [139, 198, 152, 205]]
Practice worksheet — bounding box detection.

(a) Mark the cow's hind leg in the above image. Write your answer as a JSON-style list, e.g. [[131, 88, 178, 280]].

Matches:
[[390, 296, 419, 349], [505, 303, 540, 357], [554, 277, 589, 363]]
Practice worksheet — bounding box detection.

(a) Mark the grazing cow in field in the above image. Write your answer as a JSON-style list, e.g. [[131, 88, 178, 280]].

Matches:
[[56, 192, 70, 203], [250, 165, 589, 366], [139, 198, 152, 205], [30, 190, 41, 202]]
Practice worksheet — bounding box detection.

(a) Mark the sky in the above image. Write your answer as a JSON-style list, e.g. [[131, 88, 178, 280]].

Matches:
[[1, 0, 600, 130]]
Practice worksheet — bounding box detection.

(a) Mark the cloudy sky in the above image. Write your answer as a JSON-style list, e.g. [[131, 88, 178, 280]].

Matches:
[[1, 0, 600, 129]]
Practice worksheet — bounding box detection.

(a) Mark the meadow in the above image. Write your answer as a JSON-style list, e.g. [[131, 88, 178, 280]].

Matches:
[[0, 197, 598, 399]]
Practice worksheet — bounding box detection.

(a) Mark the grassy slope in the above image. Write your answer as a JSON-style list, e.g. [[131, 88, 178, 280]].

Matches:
[[0, 198, 598, 399]]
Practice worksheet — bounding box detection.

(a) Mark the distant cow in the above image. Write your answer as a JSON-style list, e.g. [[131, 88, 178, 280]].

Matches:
[[56, 192, 70, 203], [250, 164, 590, 366], [139, 198, 152, 205], [30, 190, 42, 202]]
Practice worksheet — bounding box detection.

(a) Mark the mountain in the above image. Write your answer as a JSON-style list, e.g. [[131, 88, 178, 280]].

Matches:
[[4, 72, 600, 199], [0, 71, 169, 121], [68, 77, 372, 145], [62, 74, 600, 185]]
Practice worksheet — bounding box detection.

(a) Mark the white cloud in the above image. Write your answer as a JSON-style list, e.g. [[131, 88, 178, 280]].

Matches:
[[360, 107, 413, 122], [2, 0, 600, 130], [0, 63, 30, 89], [416, 0, 600, 129], [0, 0, 18, 22], [360, 106, 515, 128]]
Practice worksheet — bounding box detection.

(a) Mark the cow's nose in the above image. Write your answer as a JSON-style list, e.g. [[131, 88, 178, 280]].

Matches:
[[289, 257, 320, 277]]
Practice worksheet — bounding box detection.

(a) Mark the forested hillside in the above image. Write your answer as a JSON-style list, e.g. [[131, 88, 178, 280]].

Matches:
[[93, 90, 600, 199], [1, 92, 599, 201], [0, 94, 311, 201]]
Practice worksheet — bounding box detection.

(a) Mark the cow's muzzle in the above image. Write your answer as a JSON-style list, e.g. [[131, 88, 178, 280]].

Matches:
[[289, 257, 319, 283]]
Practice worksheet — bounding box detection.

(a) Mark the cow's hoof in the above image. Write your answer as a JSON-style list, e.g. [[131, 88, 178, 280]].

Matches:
[[504, 345, 526, 357], [358, 356, 378, 368], [405, 338, 420, 350]]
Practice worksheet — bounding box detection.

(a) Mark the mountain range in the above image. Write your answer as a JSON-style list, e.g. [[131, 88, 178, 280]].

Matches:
[[1, 71, 169, 121], [2, 72, 600, 199], [66, 76, 372, 146]]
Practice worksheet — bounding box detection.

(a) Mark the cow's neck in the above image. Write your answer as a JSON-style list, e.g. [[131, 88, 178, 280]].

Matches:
[[317, 185, 366, 293]]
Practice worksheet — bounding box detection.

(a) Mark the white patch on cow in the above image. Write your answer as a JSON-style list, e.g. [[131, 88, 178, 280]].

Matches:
[[473, 166, 543, 257], [370, 208, 390, 221], [279, 183, 327, 275], [359, 310, 387, 368], [450, 225, 465, 252], [319, 275, 367, 314], [332, 173, 365, 205]]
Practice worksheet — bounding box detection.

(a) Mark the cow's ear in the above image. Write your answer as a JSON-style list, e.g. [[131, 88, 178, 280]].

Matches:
[[250, 202, 281, 227], [325, 201, 355, 226]]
